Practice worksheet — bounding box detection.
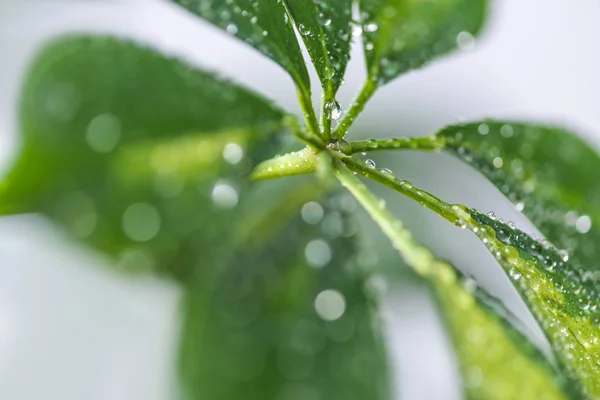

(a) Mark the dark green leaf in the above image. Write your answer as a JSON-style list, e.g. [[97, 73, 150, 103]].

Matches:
[[285, 0, 353, 95], [179, 183, 391, 400], [440, 121, 600, 272], [334, 165, 569, 399], [359, 0, 488, 85], [0, 35, 287, 278], [172, 0, 311, 100]]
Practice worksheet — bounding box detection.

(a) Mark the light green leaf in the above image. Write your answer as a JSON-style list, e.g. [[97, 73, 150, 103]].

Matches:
[[359, 0, 488, 85], [334, 163, 569, 399], [285, 0, 353, 95], [172, 0, 312, 104], [0, 35, 288, 278], [179, 182, 391, 400]]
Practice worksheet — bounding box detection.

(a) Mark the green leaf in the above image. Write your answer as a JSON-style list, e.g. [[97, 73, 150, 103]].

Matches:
[[439, 121, 600, 272], [285, 0, 353, 95], [432, 267, 570, 400], [1, 35, 288, 278], [359, 0, 488, 85], [172, 0, 312, 102], [179, 182, 390, 400], [438, 121, 600, 396], [334, 164, 569, 399]]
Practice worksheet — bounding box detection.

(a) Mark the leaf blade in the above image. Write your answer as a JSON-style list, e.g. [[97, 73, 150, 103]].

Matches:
[[1, 35, 289, 278], [285, 0, 353, 94], [179, 182, 391, 400], [359, 0, 488, 85]]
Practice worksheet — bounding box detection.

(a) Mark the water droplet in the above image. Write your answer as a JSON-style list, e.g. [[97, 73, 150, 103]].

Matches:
[[500, 124, 514, 137], [222, 142, 244, 164], [305, 239, 332, 268], [477, 123, 489, 135], [380, 168, 393, 177], [122, 203, 161, 242], [364, 23, 378, 33], [487, 211, 496, 220], [298, 24, 311, 36], [493, 157, 503, 168], [509, 268, 522, 280], [301, 202, 324, 224], [86, 113, 121, 153], [226, 23, 238, 35], [211, 181, 239, 209], [325, 99, 342, 120], [576, 215, 592, 234], [365, 42, 374, 51], [365, 159, 376, 168], [352, 24, 363, 37], [558, 249, 569, 262], [317, 12, 331, 26], [515, 202, 525, 212], [314, 289, 346, 321], [456, 31, 476, 51]]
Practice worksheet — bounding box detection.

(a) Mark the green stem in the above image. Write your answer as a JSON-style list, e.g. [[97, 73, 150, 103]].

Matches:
[[334, 161, 439, 276], [296, 89, 320, 141], [331, 79, 377, 140], [341, 156, 461, 225], [349, 135, 445, 154], [320, 92, 332, 141]]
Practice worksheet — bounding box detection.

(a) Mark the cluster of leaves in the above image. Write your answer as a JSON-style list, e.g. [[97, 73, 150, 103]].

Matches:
[[1, 0, 599, 399]]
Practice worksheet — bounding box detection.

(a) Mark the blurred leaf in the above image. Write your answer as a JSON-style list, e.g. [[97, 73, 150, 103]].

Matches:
[[439, 121, 600, 272], [179, 182, 391, 400], [431, 265, 570, 400], [1, 35, 289, 278], [334, 164, 569, 399], [359, 0, 487, 85], [285, 0, 353, 95], [172, 0, 312, 100]]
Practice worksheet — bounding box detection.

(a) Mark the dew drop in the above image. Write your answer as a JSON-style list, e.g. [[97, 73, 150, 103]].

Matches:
[[211, 181, 239, 209], [325, 99, 342, 120], [364, 23, 378, 33], [317, 12, 331, 26], [380, 168, 393, 177], [305, 239, 332, 268], [301, 202, 324, 224], [314, 289, 346, 321], [86, 113, 122, 153], [558, 249, 569, 262], [352, 24, 363, 37], [122, 203, 161, 242], [222, 143, 244, 164], [487, 211, 496, 220], [477, 123, 489, 135], [456, 31, 476, 51], [298, 24, 311, 36], [576, 215, 592, 234], [226, 23, 238, 35], [365, 159, 376, 168]]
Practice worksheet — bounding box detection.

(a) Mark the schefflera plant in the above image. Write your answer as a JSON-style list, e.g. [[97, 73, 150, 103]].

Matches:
[[1, 0, 600, 398]]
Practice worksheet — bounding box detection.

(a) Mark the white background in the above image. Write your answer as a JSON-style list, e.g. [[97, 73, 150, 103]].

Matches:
[[0, 0, 599, 399]]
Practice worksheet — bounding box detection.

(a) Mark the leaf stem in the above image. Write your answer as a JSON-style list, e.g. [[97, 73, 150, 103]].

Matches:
[[296, 89, 321, 141], [340, 155, 461, 225], [334, 161, 438, 276], [331, 79, 376, 139], [349, 135, 445, 153]]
